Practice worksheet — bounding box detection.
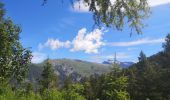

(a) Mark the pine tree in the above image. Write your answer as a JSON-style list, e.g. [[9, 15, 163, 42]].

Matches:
[[138, 51, 148, 73], [40, 59, 57, 91], [85, 63, 130, 100], [100, 64, 130, 100], [161, 34, 170, 99], [163, 34, 170, 53], [139, 51, 147, 62], [63, 75, 72, 90], [129, 51, 159, 100]]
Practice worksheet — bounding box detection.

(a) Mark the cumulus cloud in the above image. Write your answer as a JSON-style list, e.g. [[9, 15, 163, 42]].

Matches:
[[109, 38, 165, 47], [39, 28, 164, 54], [39, 28, 105, 54], [39, 39, 71, 50], [73, 0, 170, 12], [71, 28, 104, 54], [31, 52, 47, 63]]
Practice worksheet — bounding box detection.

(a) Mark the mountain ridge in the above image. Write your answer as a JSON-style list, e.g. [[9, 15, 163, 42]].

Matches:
[[28, 58, 135, 84]]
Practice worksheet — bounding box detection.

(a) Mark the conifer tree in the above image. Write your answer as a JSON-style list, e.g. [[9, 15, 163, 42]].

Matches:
[[160, 34, 170, 99], [163, 34, 170, 53], [63, 75, 72, 90], [100, 64, 130, 100], [129, 51, 158, 100], [40, 59, 57, 91]]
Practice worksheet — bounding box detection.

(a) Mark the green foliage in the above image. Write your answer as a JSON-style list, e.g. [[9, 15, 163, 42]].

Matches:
[[40, 59, 57, 91], [163, 34, 170, 53], [82, 65, 130, 100], [63, 75, 72, 90], [127, 52, 154, 99], [43, 0, 150, 34], [0, 2, 31, 85], [86, 0, 150, 34], [62, 83, 85, 100], [0, 83, 86, 100], [126, 47, 170, 100], [41, 83, 85, 100], [41, 89, 64, 100], [138, 51, 147, 62], [83, 80, 95, 100], [101, 75, 130, 100], [0, 2, 5, 21], [99, 65, 130, 100], [0, 84, 41, 100], [24, 82, 34, 94]]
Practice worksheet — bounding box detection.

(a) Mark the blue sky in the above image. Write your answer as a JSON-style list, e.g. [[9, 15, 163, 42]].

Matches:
[[2, 0, 170, 63]]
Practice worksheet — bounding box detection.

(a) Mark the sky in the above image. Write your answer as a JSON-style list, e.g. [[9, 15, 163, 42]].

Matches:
[[2, 0, 170, 63]]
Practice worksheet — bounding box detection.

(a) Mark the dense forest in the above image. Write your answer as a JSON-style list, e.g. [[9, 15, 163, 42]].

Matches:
[[0, 1, 170, 100]]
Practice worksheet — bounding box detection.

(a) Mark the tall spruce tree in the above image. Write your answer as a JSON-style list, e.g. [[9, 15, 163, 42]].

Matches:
[[100, 64, 130, 100], [84, 64, 130, 100], [160, 34, 170, 99], [163, 34, 170, 53], [63, 75, 72, 90], [40, 59, 57, 91], [128, 51, 159, 100]]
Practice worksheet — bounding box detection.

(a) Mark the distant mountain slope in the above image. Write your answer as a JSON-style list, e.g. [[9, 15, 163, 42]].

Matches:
[[50, 59, 112, 76], [28, 59, 112, 84], [119, 62, 135, 68]]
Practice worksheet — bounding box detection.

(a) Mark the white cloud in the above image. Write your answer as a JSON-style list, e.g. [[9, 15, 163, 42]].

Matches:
[[39, 28, 105, 54], [149, 0, 170, 7], [31, 52, 47, 63], [71, 28, 104, 54], [109, 38, 165, 47], [73, 0, 89, 12], [73, 0, 170, 12], [39, 39, 71, 50]]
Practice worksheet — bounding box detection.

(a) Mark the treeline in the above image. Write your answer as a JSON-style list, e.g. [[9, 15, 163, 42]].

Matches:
[[126, 34, 170, 100], [1, 2, 170, 100]]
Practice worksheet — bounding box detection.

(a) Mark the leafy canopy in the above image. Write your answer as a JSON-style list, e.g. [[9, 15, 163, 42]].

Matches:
[[0, 3, 32, 84], [43, 0, 150, 35]]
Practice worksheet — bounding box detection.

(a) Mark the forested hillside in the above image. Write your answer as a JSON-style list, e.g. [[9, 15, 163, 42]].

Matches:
[[126, 35, 170, 100]]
